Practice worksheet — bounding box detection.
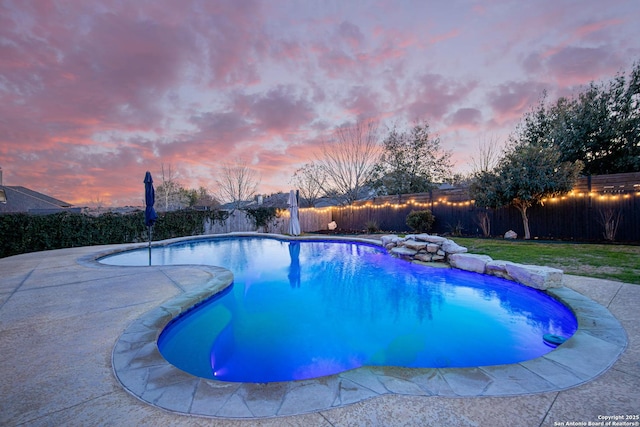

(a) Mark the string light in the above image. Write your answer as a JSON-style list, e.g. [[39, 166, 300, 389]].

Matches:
[[290, 188, 638, 213]]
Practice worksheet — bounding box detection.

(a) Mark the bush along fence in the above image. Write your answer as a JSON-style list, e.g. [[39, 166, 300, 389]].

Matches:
[[0, 210, 228, 258], [0, 207, 333, 258]]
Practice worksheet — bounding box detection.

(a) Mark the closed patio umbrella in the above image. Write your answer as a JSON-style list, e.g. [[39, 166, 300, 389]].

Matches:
[[144, 171, 158, 265], [288, 189, 300, 236]]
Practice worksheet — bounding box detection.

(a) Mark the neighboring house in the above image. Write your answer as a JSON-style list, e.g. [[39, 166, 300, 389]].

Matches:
[[0, 171, 79, 214], [219, 192, 295, 210], [218, 199, 257, 210]]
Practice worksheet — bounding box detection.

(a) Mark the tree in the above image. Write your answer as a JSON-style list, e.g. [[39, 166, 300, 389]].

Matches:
[[539, 62, 640, 174], [471, 135, 502, 174], [317, 119, 381, 204], [192, 186, 220, 209], [470, 142, 583, 240], [291, 163, 327, 207], [156, 163, 190, 211], [595, 61, 640, 173], [215, 160, 260, 210], [372, 122, 452, 195]]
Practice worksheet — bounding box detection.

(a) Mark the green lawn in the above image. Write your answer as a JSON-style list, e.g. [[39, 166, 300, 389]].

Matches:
[[454, 238, 640, 285]]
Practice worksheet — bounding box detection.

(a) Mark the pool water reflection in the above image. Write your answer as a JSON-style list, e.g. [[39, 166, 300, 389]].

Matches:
[[101, 237, 577, 383]]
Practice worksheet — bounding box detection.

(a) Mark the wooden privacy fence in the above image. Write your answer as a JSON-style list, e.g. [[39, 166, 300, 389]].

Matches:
[[326, 172, 640, 242], [200, 173, 639, 242], [204, 209, 333, 235], [275, 208, 333, 234]]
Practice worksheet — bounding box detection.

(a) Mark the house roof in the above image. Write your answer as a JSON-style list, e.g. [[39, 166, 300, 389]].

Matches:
[[0, 185, 75, 214]]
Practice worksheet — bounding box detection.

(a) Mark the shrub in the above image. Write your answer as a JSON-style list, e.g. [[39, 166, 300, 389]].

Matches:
[[0, 209, 229, 258], [365, 220, 379, 233], [405, 209, 435, 233], [448, 220, 464, 237], [244, 207, 280, 230]]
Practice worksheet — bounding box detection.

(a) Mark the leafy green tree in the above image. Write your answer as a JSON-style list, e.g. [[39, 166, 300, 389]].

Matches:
[[372, 122, 452, 195], [545, 62, 639, 174], [470, 143, 583, 240]]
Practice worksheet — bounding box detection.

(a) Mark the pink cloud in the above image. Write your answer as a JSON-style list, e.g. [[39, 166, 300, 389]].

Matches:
[[426, 29, 460, 46], [1, 1, 639, 206], [190, 111, 253, 144], [573, 18, 624, 40], [241, 86, 316, 132], [337, 21, 365, 51], [341, 86, 382, 119], [404, 73, 478, 122], [545, 46, 622, 86], [447, 108, 482, 129], [486, 81, 547, 126]]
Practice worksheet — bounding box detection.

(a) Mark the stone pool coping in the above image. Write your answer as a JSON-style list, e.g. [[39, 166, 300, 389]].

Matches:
[[95, 233, 627, 419]]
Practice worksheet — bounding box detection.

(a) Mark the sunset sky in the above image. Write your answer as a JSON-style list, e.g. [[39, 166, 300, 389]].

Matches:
[[1, 0, 639, 207]]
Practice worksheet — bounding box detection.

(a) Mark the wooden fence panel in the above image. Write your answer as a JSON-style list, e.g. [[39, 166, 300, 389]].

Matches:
[[330, 172, 640, 241], [279, 208, 333, 233], [205, 211, 256, 234], [204, 209, 334, 235], [330, 194, 639, 242], [199, 172, 639, 241]]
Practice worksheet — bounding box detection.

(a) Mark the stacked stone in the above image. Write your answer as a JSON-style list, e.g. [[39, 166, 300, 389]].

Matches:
[[380, 233, 467, 263], [381, 233, 563, 291]]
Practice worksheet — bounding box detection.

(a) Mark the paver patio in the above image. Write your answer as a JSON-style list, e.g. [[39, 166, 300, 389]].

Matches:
[[0, 238, 638, 426]]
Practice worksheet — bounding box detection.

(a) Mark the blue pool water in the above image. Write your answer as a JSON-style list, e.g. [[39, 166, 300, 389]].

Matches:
[[101, 237, 577, 383]]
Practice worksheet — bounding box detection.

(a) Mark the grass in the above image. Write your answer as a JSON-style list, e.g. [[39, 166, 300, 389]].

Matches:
[[454, 237, 640, 285]]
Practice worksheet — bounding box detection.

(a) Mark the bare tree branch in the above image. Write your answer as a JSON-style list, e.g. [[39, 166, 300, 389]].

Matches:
[[317, 119, 381, 204], [156, 163, 189, 211], [215, 160, 260, 210], [291, 163, 327, 207], [471, 135, 502, 174]]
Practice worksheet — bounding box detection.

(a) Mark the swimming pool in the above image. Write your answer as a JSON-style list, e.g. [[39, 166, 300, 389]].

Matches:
[[101, 236, 577, 383]]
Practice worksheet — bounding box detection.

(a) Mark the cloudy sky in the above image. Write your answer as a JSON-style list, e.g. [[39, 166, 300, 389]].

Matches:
[[1, 0, 639, 206]]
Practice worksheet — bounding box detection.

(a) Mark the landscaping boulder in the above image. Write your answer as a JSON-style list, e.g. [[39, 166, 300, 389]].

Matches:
[[403, 240, 428, 251], [505, 263, 563, 290], [485, 260, 513, 280], [427, 243, 439, 253], [413, 253, 433, 262], [504, 230, 517, 239], [448, 253, 492, 274], [391, 246, 418, 258], [441, 239, 468, 254], [381, 235, 404, 246], [423, 235, 447, 243]]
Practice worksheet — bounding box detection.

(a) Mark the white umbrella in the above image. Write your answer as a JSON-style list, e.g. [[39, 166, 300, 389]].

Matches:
[[288, 190, 301, 236]]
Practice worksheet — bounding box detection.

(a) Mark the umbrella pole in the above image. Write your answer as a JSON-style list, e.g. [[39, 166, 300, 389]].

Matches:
[[148, 225, 152, 266]]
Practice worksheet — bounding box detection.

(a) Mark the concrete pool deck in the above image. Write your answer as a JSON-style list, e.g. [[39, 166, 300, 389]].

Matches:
[[1, 239, 638, 426]]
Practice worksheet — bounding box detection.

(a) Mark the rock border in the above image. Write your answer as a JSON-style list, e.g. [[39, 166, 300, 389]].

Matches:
[[100, 234, 627, 419], [382, 234, 563, 291]]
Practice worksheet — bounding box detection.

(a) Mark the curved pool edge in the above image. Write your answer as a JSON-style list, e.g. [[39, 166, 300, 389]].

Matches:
[[103, 234, 627, 419]]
